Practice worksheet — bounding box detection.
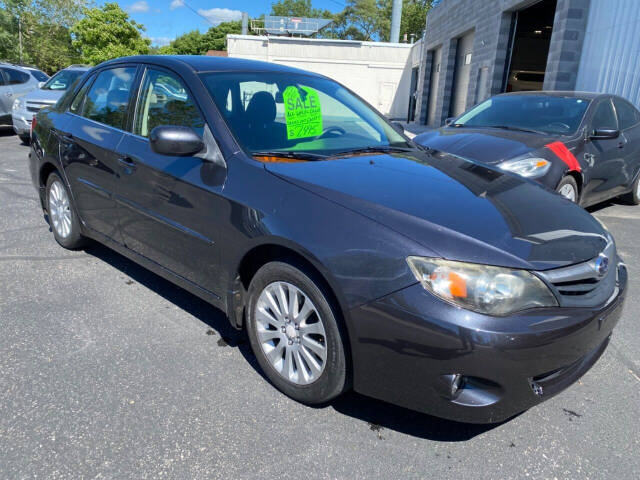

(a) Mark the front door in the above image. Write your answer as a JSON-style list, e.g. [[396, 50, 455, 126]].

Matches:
[[583, 98, 625, 204], [115, 66, 223, 294], [60, 66, 137, 243]]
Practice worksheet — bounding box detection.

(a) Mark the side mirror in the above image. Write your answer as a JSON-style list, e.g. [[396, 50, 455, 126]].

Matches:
[[149, 126, 204, 156], [444, 117, 455, 126], [38, 81, 45, 88], [391, 121, 405, 134], [590, 128, 619, 140]]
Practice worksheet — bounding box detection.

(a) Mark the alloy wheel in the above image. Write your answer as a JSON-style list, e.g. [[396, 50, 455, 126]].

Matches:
[[48, 180, 72, 238], [254, 281, 327, 385]]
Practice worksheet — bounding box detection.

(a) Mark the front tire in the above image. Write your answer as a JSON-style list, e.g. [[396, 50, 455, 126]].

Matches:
[[556, 176, 579, 203], [45, 172, 88, 249], [246, 261, 348, 405]]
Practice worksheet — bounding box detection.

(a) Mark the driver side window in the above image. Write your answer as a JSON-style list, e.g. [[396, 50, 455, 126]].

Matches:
[[133, 68, 204, 138], [592, 100, 617, 130]]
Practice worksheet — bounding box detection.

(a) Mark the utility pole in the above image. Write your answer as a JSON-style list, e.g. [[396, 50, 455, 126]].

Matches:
[[390, 0, 402, 43], [241, 12, 248, 35], [18, 15, 23, 63]]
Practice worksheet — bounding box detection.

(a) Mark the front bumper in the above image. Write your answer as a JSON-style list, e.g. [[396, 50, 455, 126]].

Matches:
[[349, 261, 627, 423], [12, 109, 34, 135]]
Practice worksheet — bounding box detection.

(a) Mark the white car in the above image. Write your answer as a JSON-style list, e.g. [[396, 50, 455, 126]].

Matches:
[[12, 65, 88, 143], [0, 63, 48, 132]]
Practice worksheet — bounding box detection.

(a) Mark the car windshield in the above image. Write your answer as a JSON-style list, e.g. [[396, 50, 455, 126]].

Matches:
[[42, 69, 84, 91], [453, 95, 591, 135], [200, 71, 409, 157]]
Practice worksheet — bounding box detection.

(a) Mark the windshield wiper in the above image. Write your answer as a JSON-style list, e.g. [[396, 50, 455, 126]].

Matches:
[[252, 151, 327, 160], [481, 125, 547, 135], [330, 145, 414, 158]]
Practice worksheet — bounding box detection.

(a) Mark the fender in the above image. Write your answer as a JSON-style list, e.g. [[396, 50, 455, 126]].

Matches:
[[224, 235, 351, 332]]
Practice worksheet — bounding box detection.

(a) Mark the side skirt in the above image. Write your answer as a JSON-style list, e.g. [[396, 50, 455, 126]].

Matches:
[[82, 227, 227, 314]]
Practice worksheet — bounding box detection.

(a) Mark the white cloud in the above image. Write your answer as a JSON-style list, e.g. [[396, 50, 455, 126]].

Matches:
[[170, 0, 185, 10], [197, 8, 243, 26], [128, 1, 150, 13], [148, 36, 172, 47]]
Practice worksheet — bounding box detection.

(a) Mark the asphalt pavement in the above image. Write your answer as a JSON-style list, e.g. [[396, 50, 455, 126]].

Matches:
[[1, 128, 639, 479]]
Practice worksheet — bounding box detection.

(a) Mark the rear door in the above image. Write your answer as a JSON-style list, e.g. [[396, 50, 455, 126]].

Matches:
[[115, 66, 223, 293], [0, 69, 14, 119], [583, 98, 624, 204], [60, 66, 138, 242]]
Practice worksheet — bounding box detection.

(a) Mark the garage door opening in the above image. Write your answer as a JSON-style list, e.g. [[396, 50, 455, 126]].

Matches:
[[505, 0, 557, 92]]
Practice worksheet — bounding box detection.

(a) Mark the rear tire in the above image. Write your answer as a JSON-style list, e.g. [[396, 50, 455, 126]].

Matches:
[[45, 172, 88, 249], [246, 261, 348, 405], [620, 175, 640, 205], [556, 176, 579, 203]]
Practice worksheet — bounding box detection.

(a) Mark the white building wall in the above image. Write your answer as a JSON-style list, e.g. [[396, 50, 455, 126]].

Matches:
[[576, 0, 640, 107], [226, 35, 414, 119]]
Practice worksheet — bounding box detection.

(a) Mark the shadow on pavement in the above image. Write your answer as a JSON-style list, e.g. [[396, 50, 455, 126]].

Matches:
[[331, 391, 500, 441], [82, 242, 501, 442], [0, 126, 17, 137]]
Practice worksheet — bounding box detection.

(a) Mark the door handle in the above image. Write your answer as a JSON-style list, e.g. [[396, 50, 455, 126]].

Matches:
[[118, 156, 137, 172], [617, 141, 626, 149]]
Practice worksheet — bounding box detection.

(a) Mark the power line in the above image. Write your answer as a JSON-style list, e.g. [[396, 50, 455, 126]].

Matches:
[[180, 0, 216, 26]]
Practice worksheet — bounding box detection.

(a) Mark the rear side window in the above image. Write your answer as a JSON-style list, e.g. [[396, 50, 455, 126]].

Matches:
[[591, 100, 617, 130], [2, 68, 30, 85], [81, 67, 136, 129], [69, 75, 94, 113], [613, 98, 640, 130], [133, 68, 204, 137], [29, 69, 49, 82]]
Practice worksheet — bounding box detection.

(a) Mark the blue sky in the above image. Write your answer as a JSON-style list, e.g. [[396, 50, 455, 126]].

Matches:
[[112, 1, 345, 46]]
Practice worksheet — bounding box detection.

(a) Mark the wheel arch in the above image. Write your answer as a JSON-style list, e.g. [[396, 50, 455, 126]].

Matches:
[[228, 240, 348, 330]]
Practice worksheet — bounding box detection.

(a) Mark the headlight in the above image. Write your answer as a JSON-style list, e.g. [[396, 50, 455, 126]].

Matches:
[[498, 157, 551, 178], [406, 257, 558, 315]]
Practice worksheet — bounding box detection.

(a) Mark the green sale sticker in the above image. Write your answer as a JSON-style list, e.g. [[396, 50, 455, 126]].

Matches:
[[283, 86, 323, 140]]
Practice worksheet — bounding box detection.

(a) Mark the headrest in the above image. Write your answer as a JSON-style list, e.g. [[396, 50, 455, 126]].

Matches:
[[246, 92, 276, 125]]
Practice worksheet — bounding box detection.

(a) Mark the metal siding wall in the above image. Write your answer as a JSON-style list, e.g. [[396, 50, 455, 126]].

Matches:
[[576, 0, 640, 107]]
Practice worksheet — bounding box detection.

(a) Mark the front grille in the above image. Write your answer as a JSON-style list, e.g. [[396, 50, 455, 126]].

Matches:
[[26, 102, 54, 113], [537, 241, 618, 308]]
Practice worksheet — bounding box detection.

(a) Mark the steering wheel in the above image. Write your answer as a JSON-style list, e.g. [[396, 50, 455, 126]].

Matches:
[[317, 126, 347, 139], [547, 122, 571, 132]]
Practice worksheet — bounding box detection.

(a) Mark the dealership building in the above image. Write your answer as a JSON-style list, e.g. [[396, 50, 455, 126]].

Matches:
[[413, 0, 640, 126]]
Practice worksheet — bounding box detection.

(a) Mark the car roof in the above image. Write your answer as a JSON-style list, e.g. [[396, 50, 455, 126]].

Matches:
[[99, 55, 324, 77], [497, 90, 609, 101]]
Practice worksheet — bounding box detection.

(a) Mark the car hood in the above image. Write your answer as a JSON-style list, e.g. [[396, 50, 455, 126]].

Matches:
[[265, 150, 609, 271], [24, 88, 64, 104], [413, 127, 558, 164]]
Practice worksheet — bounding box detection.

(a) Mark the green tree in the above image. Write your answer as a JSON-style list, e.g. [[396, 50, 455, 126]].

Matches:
[[270, 0, 332, 18], [168, 29, 206, 55], [0, 0, 86, 73], [378, 0, 433, 42], [202, 20, 244, 52], [71, 2, 150, 65]]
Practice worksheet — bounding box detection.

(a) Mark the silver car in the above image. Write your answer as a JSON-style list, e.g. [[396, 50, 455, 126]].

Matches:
[[12, 65, 88, 142], [0, 63, 48, 132]]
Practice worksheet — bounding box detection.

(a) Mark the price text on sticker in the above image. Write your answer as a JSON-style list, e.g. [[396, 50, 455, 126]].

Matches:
[[283, 86, 323, 140]]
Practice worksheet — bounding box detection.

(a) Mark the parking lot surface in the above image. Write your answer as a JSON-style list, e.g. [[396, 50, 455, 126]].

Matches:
[[1, 129, 639, 479]]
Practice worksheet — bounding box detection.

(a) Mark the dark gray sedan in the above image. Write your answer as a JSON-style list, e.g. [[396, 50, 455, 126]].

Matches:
[[29, 56, 627, 423]]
